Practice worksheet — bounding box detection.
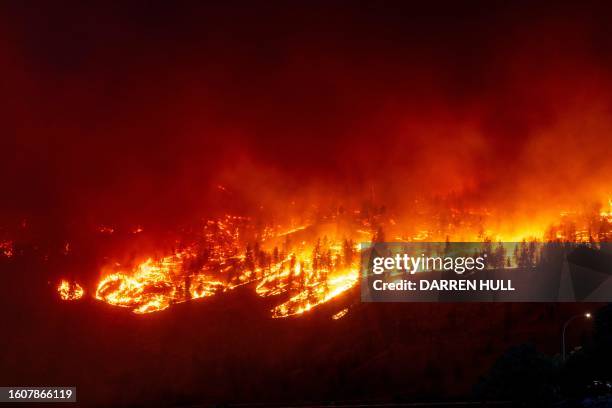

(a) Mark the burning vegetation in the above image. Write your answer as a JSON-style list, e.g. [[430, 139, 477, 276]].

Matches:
[[2, 0, 612, 326], [57, 280, 84, 301], [92, 214, 361, 317], [49, 196, 612, 317]]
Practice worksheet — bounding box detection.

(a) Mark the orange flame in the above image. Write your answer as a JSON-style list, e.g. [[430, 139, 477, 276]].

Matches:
[[59, 196, 612, 317], [57, 279, 84, 301]]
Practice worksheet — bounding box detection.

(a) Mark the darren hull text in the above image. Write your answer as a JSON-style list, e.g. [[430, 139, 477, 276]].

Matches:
[[372, 279, 515, 291]]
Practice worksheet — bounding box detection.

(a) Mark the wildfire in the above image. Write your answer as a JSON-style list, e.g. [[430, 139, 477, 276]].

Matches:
[[270, 267, 358, 318], [85, 214, 363, 317], [92, 237, 359, 317], [255, 240, 360, 318], [95, 254, 226, 314], [57, 279, 84, 301], [57, 196, 612, 318], [600, 199, 612, 221]]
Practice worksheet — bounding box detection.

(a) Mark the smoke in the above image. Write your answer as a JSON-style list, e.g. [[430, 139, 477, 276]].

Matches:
[[2, 2, 612, 236]]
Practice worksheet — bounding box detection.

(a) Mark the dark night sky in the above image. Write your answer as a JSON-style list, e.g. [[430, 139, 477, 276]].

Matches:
[[3, 1, 612, 230]]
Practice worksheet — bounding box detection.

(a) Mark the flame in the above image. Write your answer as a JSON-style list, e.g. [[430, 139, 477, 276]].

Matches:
[[600, 199, 612, 221], [269, 266, 358, 318], [95, 254, 225, 314], [93, 215, 253, 313], [59, 196, 612, 317], [254, 239, 360, 318], [0, 240, 13, 258], [57, 279, 84, 301], [87, 214, 362, 317], [332, 307, 349, 320]]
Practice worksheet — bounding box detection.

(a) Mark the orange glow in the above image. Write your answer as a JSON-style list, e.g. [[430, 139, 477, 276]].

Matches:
[[0, 240, 13, 258], [255, 239, 360, 318], [76, 195, 612, 317], [332, 308, 349, 320], [95, 254, 226, 314], [97, 226, 115, 234], [57, 280, 84, 301]]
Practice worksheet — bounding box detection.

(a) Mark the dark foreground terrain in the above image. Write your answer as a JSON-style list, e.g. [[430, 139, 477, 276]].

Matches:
[[0, 254, 597, 407]]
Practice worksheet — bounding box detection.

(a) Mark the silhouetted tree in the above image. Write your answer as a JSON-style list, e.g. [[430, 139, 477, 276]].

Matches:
[[493, 242, 507, 269], [244, 244, 255, 279], [475, 344, 558, 405], [342, 239, 355, 267], [444, 235, 451, 256], [373, 226, 385, 243]]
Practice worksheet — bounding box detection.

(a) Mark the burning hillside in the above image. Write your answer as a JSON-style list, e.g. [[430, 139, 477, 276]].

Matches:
[[53, 195, 612, 317], [90, 214, 362, 317], [5, 3, 612, 406], [57, 279, 84, 301]]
